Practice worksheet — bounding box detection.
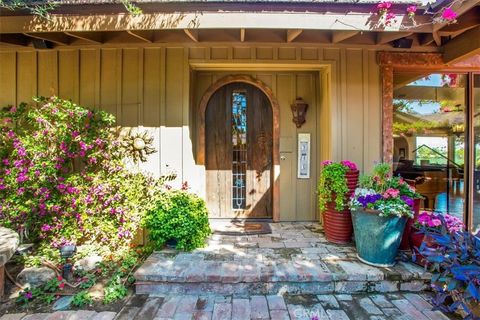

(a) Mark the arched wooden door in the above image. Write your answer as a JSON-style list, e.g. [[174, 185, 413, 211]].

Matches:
[[206, 82, 273, 218]]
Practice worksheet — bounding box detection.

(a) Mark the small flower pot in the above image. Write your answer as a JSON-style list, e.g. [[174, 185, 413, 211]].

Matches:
[[351, 208, 407, 267], [323, 203, 353, 244]]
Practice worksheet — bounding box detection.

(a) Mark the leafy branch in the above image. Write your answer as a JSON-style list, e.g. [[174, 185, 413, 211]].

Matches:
[[0, 0, 142, 19]]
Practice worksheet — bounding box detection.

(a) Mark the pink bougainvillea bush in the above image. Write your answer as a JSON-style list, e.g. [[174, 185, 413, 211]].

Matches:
[[0, 96, 168, 252]]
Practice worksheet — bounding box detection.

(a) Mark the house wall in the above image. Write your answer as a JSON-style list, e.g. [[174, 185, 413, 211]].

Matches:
[[0, 45, 382, 221]]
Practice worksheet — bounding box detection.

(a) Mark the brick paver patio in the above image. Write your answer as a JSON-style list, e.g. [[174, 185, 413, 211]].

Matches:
[[135, 222, 431, 295], [1, 223, 454, 320], [0, 292, 454, 319]]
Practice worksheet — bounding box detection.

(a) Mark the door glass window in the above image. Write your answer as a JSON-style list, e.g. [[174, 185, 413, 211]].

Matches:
[[393, 73, 467, 221], [473, 74, 480, 233], [232, 91, 247, 210]]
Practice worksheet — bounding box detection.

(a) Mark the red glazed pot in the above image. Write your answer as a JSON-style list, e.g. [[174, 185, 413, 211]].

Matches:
[[399, 198, 421, 251], [323, 203, 353, 244], [410, 227, 437, 267]]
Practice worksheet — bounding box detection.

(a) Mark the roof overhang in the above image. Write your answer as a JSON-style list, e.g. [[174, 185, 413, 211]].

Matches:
[[0, 0, 478, 56]]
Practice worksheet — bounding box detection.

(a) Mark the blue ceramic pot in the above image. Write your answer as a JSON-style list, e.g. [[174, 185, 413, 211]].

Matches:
[[351, 209, 407, 267]]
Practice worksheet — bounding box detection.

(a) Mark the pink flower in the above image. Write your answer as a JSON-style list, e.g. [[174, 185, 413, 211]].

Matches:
[[24, 291, 33, 299], [377, 1, 392, 10], [10, 106, 17, 113], [441, 7, 457, 21], [406, 5, 417, 15], [383, 188, 400, 199], [71, 131, 80, 138], [321, 160, 333, 166], [341, 160, 358, 171], [385, 12, 397, 25]]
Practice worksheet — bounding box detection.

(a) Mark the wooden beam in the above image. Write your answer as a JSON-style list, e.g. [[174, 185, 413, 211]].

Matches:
[[0, 33, 30, 47], [0, 12, 434, 34], [286, 29, 302, 43], [184, 29, 199, 42], [418, 33, 435, 46], [443, 25, 480, 63], [331, 30, 359, 43], [240, 28, 245, 42], [376, 32, 412, 45], [64, 31, 103, 44], [432, 32, 441, 47], [24, 32, 71, 45], [126, 30, 152, 43]]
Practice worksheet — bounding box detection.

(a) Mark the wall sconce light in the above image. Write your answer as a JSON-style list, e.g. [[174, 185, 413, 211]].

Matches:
[[290, 97, 308, 128]]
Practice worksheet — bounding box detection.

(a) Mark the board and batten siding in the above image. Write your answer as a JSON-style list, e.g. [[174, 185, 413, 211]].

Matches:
[[0, 45, 381, 221]]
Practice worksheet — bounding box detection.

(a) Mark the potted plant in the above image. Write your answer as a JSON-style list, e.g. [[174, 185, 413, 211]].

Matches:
[[411, 211, 464, 267], [394, 177, 423, 251], [349, 163, 413, 267], [318, 160, 359, 244]]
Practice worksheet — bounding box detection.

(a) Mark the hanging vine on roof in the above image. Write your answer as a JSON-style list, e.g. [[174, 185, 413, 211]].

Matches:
[[0, 0, 142, 19]]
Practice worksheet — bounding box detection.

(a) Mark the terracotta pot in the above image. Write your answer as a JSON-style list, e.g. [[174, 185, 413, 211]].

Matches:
[[323, 204, 353, 244], [321, 169, 358, 244], [399, 198, 421, 251]]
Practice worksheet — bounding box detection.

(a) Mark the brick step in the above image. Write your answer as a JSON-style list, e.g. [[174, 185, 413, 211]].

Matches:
[[134, 251, 431, 296]]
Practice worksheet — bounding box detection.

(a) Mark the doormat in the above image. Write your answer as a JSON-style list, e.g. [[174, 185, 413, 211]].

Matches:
[[210, 221, 272, 236]]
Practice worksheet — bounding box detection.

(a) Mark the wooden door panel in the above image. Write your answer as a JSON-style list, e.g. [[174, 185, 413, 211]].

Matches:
[[247, 85, 273, 218], [205, 85, 232, 218], [205, 82, 272, 218]]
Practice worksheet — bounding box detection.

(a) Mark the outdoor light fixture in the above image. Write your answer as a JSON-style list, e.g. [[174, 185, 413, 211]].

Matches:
[[59, 245, 76, 281], [291, 97, 308, 128]]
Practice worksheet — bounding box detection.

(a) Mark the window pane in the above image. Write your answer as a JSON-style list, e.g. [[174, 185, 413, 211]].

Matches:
[[232, 91, 247, 210], [473, 74, 480, 233], [393, 73, 466, 221]]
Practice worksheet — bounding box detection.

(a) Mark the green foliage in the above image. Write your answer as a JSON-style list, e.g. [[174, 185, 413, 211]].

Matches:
[[0, 0, 142, 19], [317, 163, 350, 212], [0, 0, 57, 19], [144, 190, 211, 251], [103, 275, 128, 304], [393, 121, 438, 135], [78, 273, 96, 290], [72, 291, 93, 307]]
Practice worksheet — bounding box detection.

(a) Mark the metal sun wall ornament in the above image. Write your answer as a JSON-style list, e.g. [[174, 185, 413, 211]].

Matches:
[[291, 97, 308, 128], [121, 127, 156, 163]]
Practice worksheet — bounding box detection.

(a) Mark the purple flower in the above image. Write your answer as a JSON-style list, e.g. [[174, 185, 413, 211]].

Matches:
[[7, 131, 15, 139], [24, 291, 33, 299], [358, 193, 382, 207], [16, 172, 28, 183], [400, 195, 414, 207], [41, 224, 53, 232], [2, 159, 9, 166]]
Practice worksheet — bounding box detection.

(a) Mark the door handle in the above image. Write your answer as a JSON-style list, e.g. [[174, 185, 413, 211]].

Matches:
[[280, 156, 286, 161]]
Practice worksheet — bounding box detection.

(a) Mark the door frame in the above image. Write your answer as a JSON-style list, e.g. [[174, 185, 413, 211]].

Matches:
[[197, 74, 281, 221]]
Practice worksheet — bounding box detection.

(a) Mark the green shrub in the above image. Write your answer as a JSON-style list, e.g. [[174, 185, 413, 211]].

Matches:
[[144, 191, 211, 251]]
